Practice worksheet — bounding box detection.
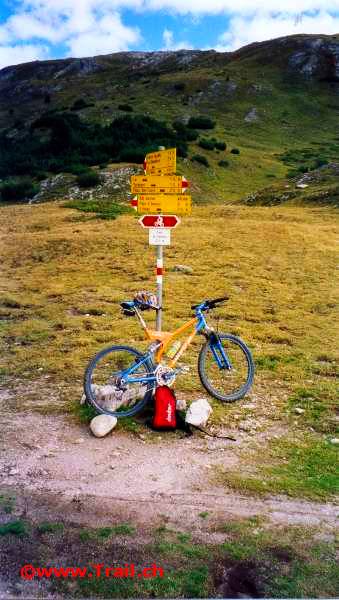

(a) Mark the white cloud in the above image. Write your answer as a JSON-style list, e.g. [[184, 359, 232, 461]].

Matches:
[[0, 43, 48, 69], [0, 0, 338, 69], [162, 28, 193, 50], [144, 0, 339, 13], [68, 13, 141, 56], [216, 10, 339, 51], [0, 1, 142, 67]]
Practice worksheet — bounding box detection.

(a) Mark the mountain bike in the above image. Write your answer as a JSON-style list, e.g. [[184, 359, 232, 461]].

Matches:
[[84, 295, 254, 418]]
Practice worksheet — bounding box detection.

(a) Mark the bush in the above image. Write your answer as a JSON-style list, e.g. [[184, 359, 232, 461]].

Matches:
[[172, 121, 198, 141], [66, 164, 90, 175], [0, 177, 39, 202], [192, 154, 209, 167], [187, 116, 215, 130], [313, 158, 328, 168], [76, 171, 100, 188], [173, 82, 186, 91], [198, 138, 215, 151], [71, 98, 89, 111], [215, 141, 227, 151], [218, 160, 229, 168], [118, 104, 133, 112], [230, 148, 240, 155]]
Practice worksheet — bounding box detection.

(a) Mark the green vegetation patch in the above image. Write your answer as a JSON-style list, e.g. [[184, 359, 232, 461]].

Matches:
[[0, 176, 39, 203], [0, 520, 27, 536], [63, 198, 130, 220], [214, 436, 338, 500]]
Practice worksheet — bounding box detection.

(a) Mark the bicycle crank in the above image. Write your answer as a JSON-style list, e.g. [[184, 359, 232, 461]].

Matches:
[[155, 365, 176, 386]]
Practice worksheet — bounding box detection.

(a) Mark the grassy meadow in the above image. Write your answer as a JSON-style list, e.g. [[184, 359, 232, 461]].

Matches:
[[0, 199, 338, 500]]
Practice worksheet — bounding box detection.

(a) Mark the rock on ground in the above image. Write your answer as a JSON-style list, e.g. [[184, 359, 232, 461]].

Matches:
[[90, 414, 117, 437]]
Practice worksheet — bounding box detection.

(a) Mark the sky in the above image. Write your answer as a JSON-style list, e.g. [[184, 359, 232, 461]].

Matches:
[[0, 0, 338, 69]]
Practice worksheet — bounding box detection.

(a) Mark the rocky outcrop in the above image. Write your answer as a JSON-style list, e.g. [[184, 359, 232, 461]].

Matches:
[[288, 37, 339, 81]]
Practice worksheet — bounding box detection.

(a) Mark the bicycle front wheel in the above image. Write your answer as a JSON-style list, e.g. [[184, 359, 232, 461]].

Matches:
[[84, 345, 155, 418], [198, 334, 254, 402]]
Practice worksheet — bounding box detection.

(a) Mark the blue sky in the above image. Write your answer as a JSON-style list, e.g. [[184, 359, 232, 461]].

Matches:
[[0, 0, 338, 69]]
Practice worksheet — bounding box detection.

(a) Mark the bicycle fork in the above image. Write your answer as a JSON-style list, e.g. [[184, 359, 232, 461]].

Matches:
[[208, 332, 232, 370]]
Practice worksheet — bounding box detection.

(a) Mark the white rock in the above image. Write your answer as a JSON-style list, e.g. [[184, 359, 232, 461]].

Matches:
[[90, 415, 117, 437], [330, 438, 339, 445], [174, 264, 193, 274], [295, 407, 305, 414], [185, 398, 212, 427], [176, 397, 187, 411]]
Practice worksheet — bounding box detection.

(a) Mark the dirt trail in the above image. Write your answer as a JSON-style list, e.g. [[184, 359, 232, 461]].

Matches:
[[0, 409, 338, 535]]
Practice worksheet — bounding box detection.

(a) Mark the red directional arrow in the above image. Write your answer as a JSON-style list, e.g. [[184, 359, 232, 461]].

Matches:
[[138, 215, 180, 228]]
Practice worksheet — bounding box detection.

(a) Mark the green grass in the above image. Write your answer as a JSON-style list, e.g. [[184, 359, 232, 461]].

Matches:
[[37, 522, 65, 534], [0, 520, 27, 536], [0, 494, 15, 514], [79, 523, 135, 542], [63, 199, 131, 220], [214, 436, 339, 500]]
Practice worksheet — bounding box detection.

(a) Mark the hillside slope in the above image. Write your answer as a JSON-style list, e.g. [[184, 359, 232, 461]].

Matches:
[[0, 34, 339, 202]]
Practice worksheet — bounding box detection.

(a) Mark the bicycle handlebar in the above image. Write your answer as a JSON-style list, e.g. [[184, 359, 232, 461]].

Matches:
[[191, 296, 229, 311]]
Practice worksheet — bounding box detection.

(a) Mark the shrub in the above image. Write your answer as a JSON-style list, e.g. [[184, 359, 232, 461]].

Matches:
[[230, 148, 240, 155], [218, 160, 229, 168], [192, 154, 209, 167], [215, 141, 226, 151], [313, 158, 328, 168], [187, 116, 215, 129], [198, 138, 215, 151], [66, 164, 89, 175], [173, 82, 186, 91], [76, 171, 100, 188], [71, 98, 89, 111], [0, 177, 39, 202], [118, 104, 133, 112], [172, 121, 198, 141]]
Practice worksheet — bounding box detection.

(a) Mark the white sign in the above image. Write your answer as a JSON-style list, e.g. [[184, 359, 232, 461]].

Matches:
[[149, 228, 171, 246]]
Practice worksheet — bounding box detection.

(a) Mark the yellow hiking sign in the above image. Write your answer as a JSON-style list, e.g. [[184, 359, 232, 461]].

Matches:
[[131, 175, 189, 194], [144, 148, 176, 175], [136, 194, 192, 215]]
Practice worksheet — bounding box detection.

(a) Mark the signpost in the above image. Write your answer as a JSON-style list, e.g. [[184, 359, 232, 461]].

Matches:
[[149, 228, 171, 246], [130, 147, 191, 332], [134, 193, 191, 216], [138, 215, 180, 228], [131, 175, 189, 195], [144, 148, 176, 176]]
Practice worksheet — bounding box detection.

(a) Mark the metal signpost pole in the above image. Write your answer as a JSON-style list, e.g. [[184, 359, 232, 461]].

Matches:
[[156, 145, 165, 333], [156, 245, 163, 332]]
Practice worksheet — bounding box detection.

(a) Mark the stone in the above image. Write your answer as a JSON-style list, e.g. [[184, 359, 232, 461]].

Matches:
[[244, 107, 259, 122], [185, 398, 212, 427], [90, 415, 117, 437], [173, 264, 193, 274], [74, 438, 85, 444], [176, 397, 187, 411], [329, 438, 339, 445], [295, 407, 305, 414]]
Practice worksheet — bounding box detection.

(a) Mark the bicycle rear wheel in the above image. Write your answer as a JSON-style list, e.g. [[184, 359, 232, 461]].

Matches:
[[84, 345, 155, 417], [198, 333, 254, 402]]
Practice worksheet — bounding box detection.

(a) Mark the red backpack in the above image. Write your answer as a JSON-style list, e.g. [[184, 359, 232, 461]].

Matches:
[[152, 385, 177, 430]]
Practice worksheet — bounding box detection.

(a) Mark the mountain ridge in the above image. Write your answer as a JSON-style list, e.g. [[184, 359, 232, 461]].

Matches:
[[0, 33, 338, 204]]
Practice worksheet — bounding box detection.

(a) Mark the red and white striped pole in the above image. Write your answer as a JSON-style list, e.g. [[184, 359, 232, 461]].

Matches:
[[156, 145, 165, 332], [156, 247, 163, 331]]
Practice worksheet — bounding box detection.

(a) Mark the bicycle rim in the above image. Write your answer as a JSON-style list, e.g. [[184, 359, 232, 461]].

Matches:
[[84, 345, 155, 417]]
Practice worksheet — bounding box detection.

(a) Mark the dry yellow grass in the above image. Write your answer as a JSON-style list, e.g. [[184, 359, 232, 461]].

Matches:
[[0, 202, 337, 426]]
